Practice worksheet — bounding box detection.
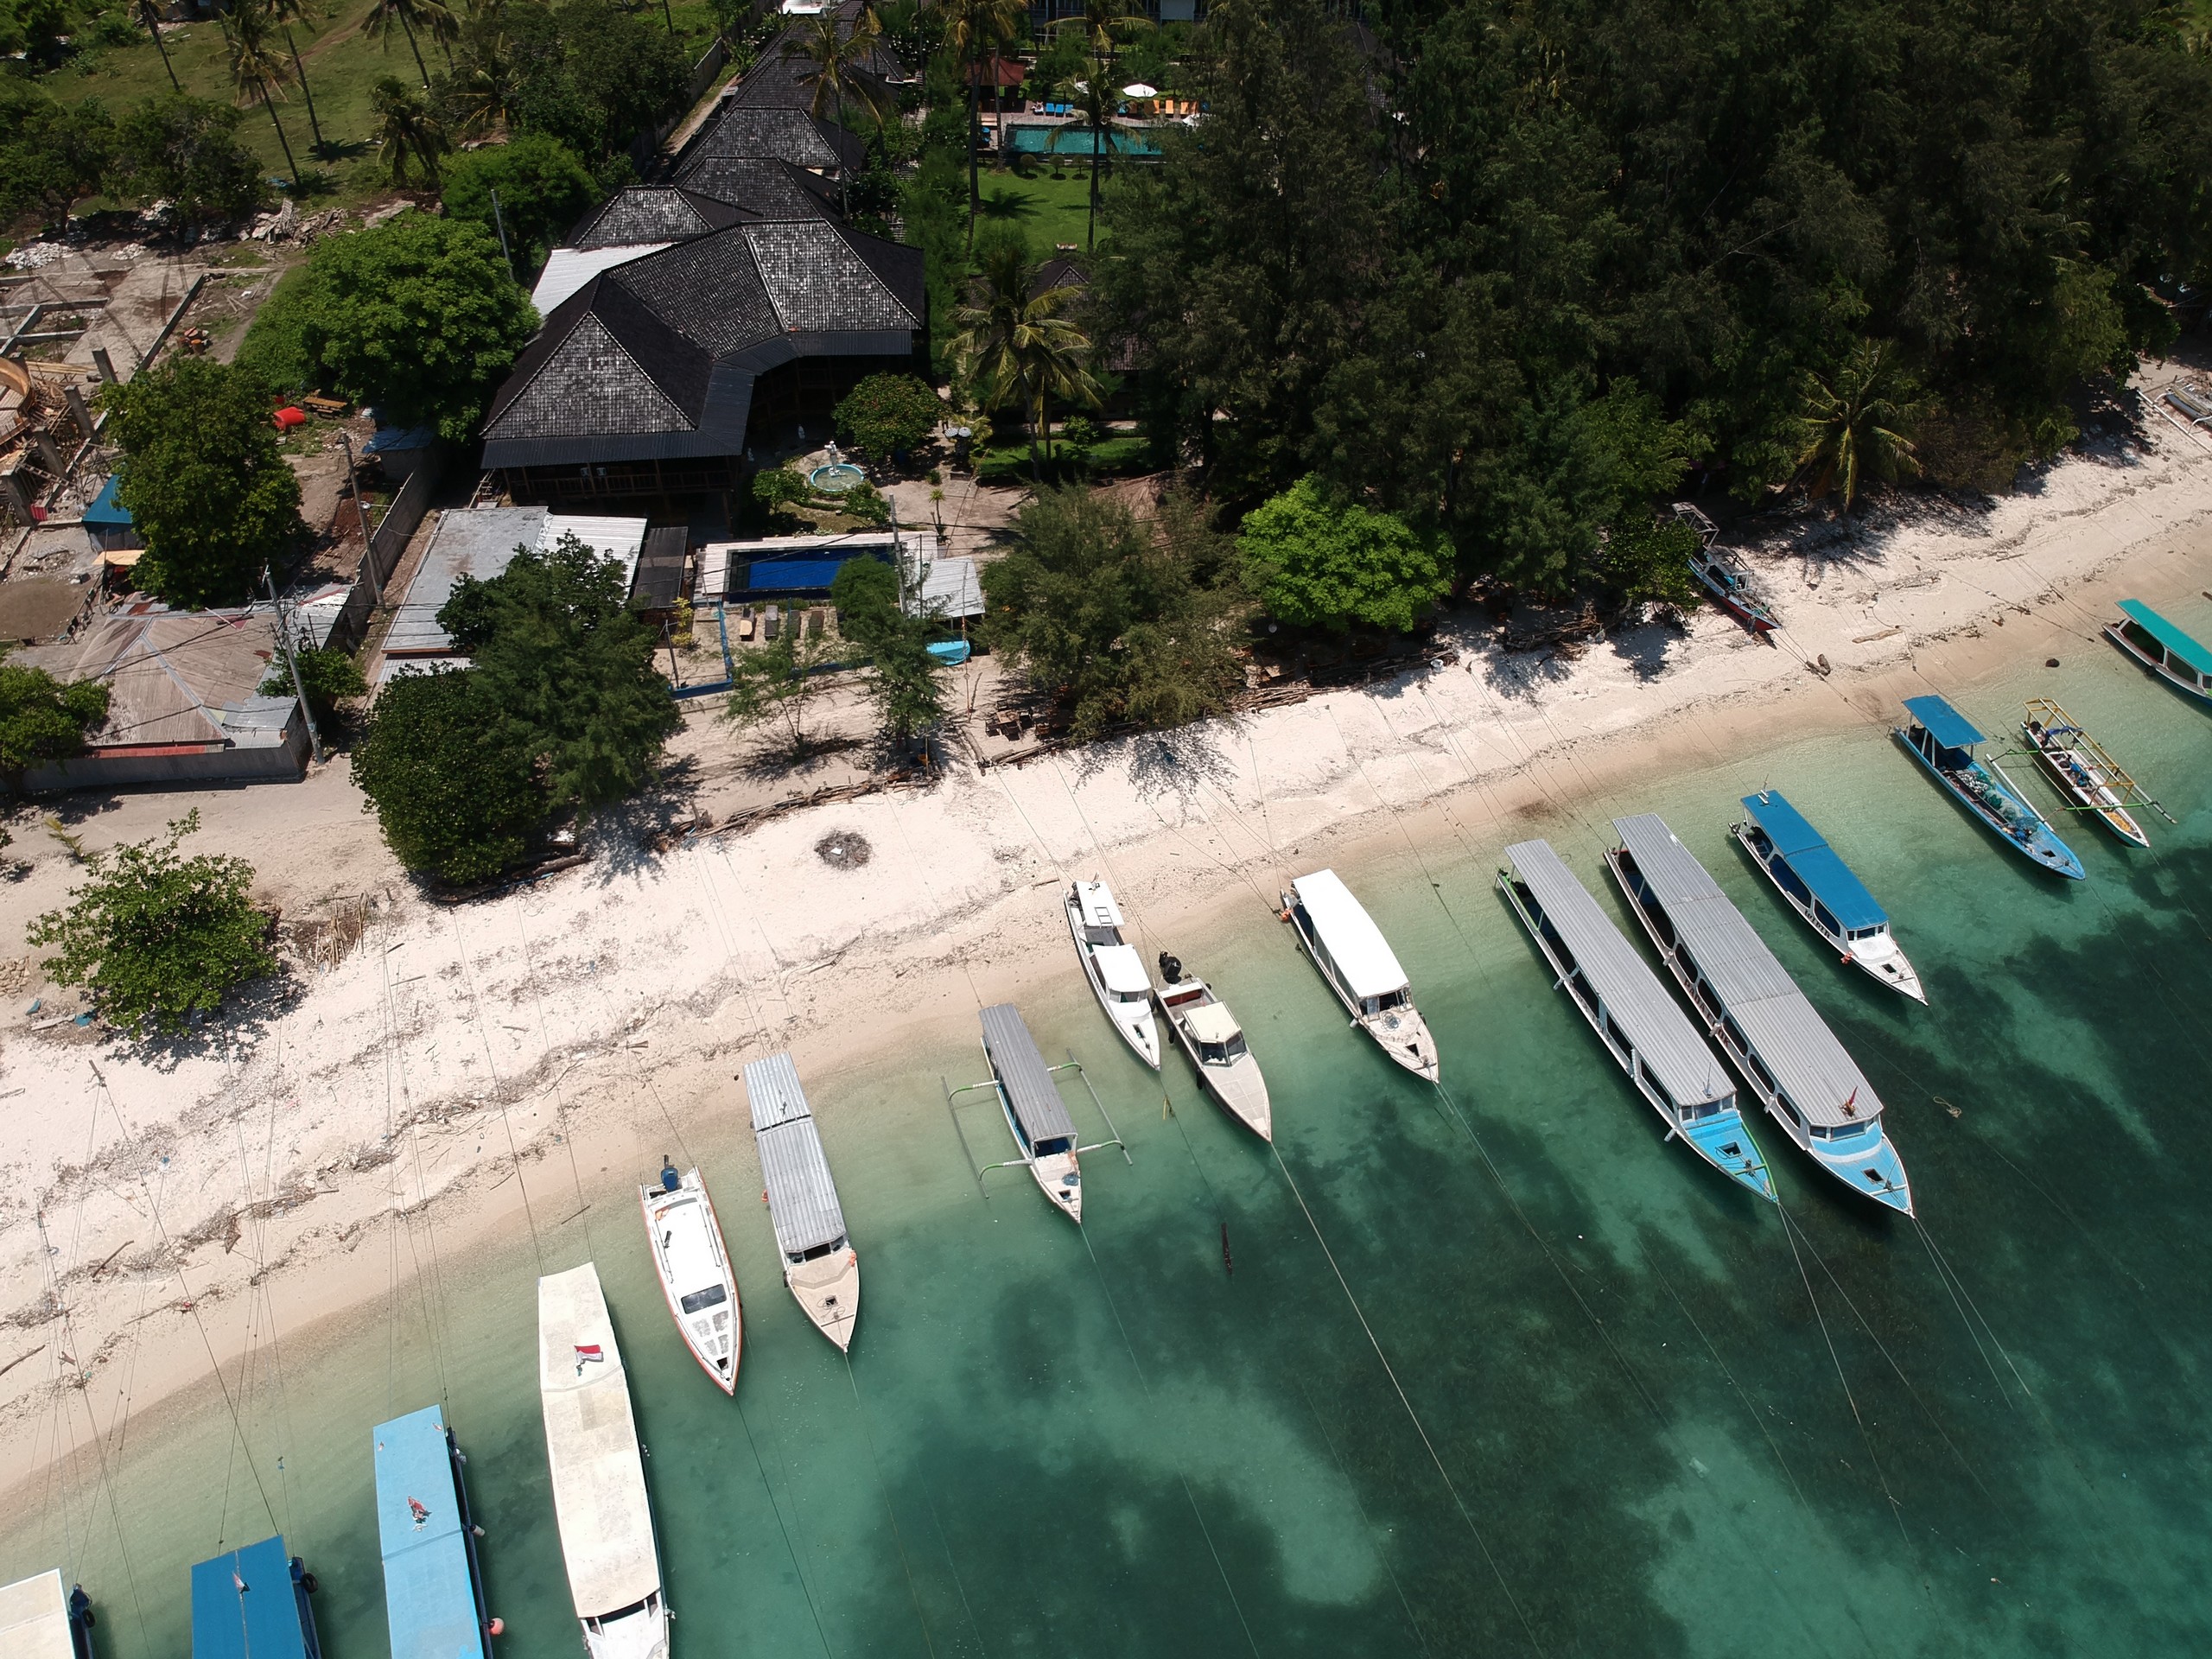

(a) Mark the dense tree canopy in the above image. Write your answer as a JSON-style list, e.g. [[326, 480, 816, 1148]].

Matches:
[[100, 359, 307, 607], [351, 669, 547, 885], [0, 85, 113, 233], [111, 94, 270, 234], [1239, 475, 1452, 632], [442, 132, 601, 272], [1099, 0, 2212, 601], [833, 373, 947, 461], [508, 0, 690, 164], [0, 662, 111, 787]]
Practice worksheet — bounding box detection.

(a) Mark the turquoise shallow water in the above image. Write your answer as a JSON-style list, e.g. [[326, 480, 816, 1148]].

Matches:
[[11, 626, 2212, 1658]]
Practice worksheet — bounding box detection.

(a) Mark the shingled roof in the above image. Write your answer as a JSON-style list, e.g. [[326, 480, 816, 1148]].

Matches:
[[570, 188, 756, 250], [721, 17, 906, 111], [671, 157, 840, 222], [672, 102, 867, 176]]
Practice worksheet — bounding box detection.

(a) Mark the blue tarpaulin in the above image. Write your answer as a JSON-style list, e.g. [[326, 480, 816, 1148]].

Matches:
[[1738, 791, 1887, 932], [374, 1405, 488, 1659], [190, 1536, 321, 1659]]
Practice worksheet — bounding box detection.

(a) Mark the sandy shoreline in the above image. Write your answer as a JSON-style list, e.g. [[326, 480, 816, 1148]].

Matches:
[[5, 393, 2212, 1506]]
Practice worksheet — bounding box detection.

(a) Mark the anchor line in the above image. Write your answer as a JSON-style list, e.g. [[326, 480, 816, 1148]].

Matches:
[[1288, 1370, 1437, 1659], [733, 1392, 838, 1659], [840, 1355, 941, 1659], [847, 1356, 992, 1659]]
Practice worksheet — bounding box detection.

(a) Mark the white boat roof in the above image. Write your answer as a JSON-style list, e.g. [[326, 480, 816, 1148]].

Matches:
[[979, 1003, 1077, 1145], [742, 1052, 848, 1255], [0, 1570, 74, 1659], [644, 1187, 724, 1298], [1072, 879, 1126, 929], [1094, 942, 1150, 995], [1504, 839, 1732, 1109], [1611, 816, 1885, 1128], [1184, 1002, 1241, 1046], [1292, 870, 1410, 1000], [537, 1263, 661, 1620]]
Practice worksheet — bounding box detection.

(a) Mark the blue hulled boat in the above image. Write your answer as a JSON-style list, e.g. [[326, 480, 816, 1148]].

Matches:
[[189, 1536, 322, 1659], [1896, 696, 2084, 880], [2106, 599, 2212, 705], [1730, 791, 1926, 1003], [374, 1404, 494, 1659]]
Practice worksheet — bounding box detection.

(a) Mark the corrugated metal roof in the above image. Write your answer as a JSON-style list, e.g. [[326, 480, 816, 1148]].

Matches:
[[742, 1052, 849, 1255], [0, 1570, 77, 1659], [1291, 870, 1409, 1000], [1738, 791, 1887, 932], [744, 1050, 810, 1131], [1611, 815, 1884, 1128], [1505, 840, 1733, 1109], [373, 1404, 487, 1659], [979, 1004, 1076, 1146], [2117, 599, 2212, 677], [191, 1536, 313, 1659], [1903, 694, 1984, 750]]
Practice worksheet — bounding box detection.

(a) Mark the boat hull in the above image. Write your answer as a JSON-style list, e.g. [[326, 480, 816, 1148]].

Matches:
[[639, 1175, 741, 1396], [786, 1249, 861, 1351], [1689, 552, 1779, 633], [1282, 896, 1440, 1083], [1158, 980, 1273, 1141], [1894, 730, 2084, 879], [1065, 889, 1161, 1070], [2023, 726, 2149, 848], [582, 1594, 668, 1659], [1729, 823, 1927, 1004], [2106, 622, 2212, 705]]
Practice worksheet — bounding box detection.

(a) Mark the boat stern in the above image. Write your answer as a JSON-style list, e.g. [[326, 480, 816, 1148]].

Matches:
[[584, 1595, 669, 1659], [1034, 1150, 1083, 1222], [1682, 1114, 1777, 1202]]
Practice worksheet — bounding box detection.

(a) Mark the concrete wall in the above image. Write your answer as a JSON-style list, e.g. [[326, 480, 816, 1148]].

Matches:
[[20, 728, 310, 794]]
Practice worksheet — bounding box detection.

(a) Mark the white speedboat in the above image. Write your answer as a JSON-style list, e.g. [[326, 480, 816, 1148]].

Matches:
[[639, 1162, 741, 1395], [1154, 953, 1272, 1141], [1281, 869, 1439, 1082], [1065, 877, 1160, 1069], [538, 1262, 671, 1659]]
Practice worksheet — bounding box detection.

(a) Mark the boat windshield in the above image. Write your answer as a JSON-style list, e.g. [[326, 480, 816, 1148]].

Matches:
[[1808, 1118, 1879, 1141], [680, 1282, 728, 1313], [1361, 989, 1408, 1014], [1034, 1134, 1075, 1156], [1846, 925, 1885, 941]]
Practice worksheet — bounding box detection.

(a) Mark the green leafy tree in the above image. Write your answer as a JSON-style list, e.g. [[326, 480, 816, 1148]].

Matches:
[[0, 664, 111, 788], [0, 87, 115, 234], [507, 0, 686, 162], [833, 372, 944, 461], [1238, 476, 1452, 633], [259, 645, 367, 730], [1796, 340, 1923, 512], [28, 811, 278, 1036], [220, 0, 302, 188], [113, 95, 270, 233], [951, 241, 1102, 479], [1594, 517, 1703, 615], [100, 359, 306, 607], [0, 0, 70, 61], [351, 668, 545, 882], [439, 531, 681, 810], [442, 133, 600, 270], [723, 625, 838, 760], [982, 487, 1247, 738], [371, 74, 452, 188], [830, 556, 902, 639], [830, 557, 945, 750], [289, 213, 538, 443]]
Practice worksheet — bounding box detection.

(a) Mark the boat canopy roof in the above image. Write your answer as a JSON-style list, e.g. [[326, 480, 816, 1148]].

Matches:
[[645, 1185, 725, 1295], [1738, 792, 1887, 932], [537, 1263, 660, 1620], [2117, 599, 2212, 677], [979, 1003, 1077, 1146], [1292, 870, 1409, 999], [374, 1405, 486, 1659], [744, 1052, 849, 1255], [1505, 839, 1734, 1109], [1903, 694, 1984, 750], [1071, 879, 1125, 929], [1094, 942, 1150, 995], [1184, 1001, 1241, 1045], [0, 1570, 76, 1659], [1612, 815, 1885, 1128], [191, 1536, 310, 1659]]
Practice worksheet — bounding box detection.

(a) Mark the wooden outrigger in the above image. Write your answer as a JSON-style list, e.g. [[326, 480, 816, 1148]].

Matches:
[[2017, 698, 2174, 849], [943, 1005, 1129, 1222]]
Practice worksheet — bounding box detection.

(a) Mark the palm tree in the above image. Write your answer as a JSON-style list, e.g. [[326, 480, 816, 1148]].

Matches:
[[1055, 62, 1135, 250], [442, 0, 518, 137], [933, 0, 1021, 240], [222, 0, 301, 188], [138, 0, 181, 92], [372, 74, 451, 188], [1796, 339, 1922, 512], [784, 15, 899, 214], [262, 0, 325, 153], [362, 0, 435, 90], [950, 240, 1102, 480]]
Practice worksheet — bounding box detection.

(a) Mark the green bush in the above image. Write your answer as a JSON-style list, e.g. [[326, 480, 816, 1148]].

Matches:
[[442, 134, 601, 272], [1239, 476, 1452, 633], [833, 372, 944, 461], [259, 645, 368, 729]]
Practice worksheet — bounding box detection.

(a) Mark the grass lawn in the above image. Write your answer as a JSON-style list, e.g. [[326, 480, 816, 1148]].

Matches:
[[971, 165, 1109, 262], [974, 431, 1148, 485]]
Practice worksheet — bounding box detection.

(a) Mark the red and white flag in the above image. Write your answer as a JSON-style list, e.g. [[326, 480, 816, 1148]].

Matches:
[[574, 1343, 604, 1374]]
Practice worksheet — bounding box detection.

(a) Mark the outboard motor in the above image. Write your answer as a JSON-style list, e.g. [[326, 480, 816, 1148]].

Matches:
[[1157, 952, 1184, 986], [659, 1158, 681, 1193]]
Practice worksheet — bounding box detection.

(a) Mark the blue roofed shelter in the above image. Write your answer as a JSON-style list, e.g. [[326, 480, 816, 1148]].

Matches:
[[374, 1404, 491, 1659], [82, 474, 139, 553], [1902, 694, 1985, 756], [1738, 792, 1888, 932], [189, 1535, 321, 1659]]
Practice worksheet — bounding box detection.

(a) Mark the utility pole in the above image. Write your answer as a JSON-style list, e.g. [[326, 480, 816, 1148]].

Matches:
[[489, 187, 515, 279], [338, 428, 381, 607], [264, 566, 325, 766]]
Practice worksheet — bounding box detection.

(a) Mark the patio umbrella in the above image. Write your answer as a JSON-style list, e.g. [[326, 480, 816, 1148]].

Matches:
[[1121, 82, 1158, 98]]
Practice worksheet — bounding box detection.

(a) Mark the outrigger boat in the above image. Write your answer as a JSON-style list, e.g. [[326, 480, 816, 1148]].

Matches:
[[539, 1262, 670, 1659], [1498, 839, 1774, 1199], [0, 1571, 95, 1659], [1281, 869, 1440, 1082], [742, 1052, 861, 1351], [372, 1404, 494, 1659], [1065, 878, 1160, 1069], [2021, 698, 2171, 849], [980, 1003, 1087, 1220], [639, 1162, 741, 1394], [1606, 814, 1915, 1215], [1730, 791, 1925, 1003], [2106, 598, 2212, 705], [1154, 952, 1272, 1141], [1897, 695, 2083, 879], [1673, 502, 1779, 635]]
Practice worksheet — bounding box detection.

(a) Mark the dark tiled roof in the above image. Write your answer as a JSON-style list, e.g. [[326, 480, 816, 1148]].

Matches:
[[747, 221, 920, 333], [726, 22, 905, 110], [673, 156, 840, 222], [571, 188, 753, 250], [675, 103, 865, 175], [607, 229, 785, 356]]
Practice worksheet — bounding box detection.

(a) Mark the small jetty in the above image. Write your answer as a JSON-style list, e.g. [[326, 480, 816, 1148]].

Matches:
[[1674, 502, 1779, 635], [538, 1262, 669, 1659], [639, 1162, 741, 1394], [1897, 695, 2083, 879], [1281, 869, 1440, 1082], [945, 1004, 1127, 1221], [743, 1052, 861, 1351], [190, 1537, 323, 1659], [1498, 839, 1774, 1199], [373, 1404, 493, 1659], [0, 1570, 93, 1659], [1606, 814, 1915, 1215], [1065, 878, 1161, 1070], [1155, 951, 1273, 1141], [2106, 598, 2212, 704], [1730, 791, 1925, 1002], [2022, 699, 2170, 849]]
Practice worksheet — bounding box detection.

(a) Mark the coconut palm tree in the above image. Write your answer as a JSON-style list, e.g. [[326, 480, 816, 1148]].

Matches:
[[1796, 339, 1923, 512], [442, 0, 518, 137], [371, 74, 451, 188], [950, 240, 1102, 480], [933, 0, 1021, 240], [261, 0, 325, 153], [222, 0, 301, 188], [361, 0, 436, 90], [1055, 60, 1137, 250]]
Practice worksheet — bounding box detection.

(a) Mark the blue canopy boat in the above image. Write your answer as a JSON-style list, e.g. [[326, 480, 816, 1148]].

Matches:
[[189, 1536, 322, 1659], [1730, 791, 1925, 1003], [1896, 696, 2084, 880], [2106, 599, 2212, 705], [374, 1404, 493, 1659]]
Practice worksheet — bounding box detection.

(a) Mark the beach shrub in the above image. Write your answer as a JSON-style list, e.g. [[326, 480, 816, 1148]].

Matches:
[[1595, 516, 1702, 615], [259, 645, 368, 732], [28, 810, 278, 1036], [753, 467, 810, 509], [1238, 476, 1452, 633], [111, 95, 269, 235], [830, 557, 946, 751], [723, 626, 840, 760], [351, 669, 546, 885], [99, 359, 308, 608], [834, 373, 945, 461], [0, 663, 110, 788], [441, 134, 601, 273]]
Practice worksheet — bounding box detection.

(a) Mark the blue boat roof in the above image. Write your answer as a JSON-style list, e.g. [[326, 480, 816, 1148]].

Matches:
[[2117, 599, 2212, 677], [1739, 792, 1888, 932], [373, 1405, 487, 1659], [189, 1535, 311, 1659], [1902, 694, 1984, 750], [83, 474, 132, 527]]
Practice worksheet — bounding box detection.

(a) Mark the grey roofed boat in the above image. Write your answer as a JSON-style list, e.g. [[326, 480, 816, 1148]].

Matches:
[[741, 1052, 860, 1351], [1606, 814, 1913, 1215], [979, 1004, 1077, 1147]]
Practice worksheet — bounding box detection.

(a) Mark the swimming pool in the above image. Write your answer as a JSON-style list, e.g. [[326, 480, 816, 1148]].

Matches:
[[1004, 125, 1161, 156]]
